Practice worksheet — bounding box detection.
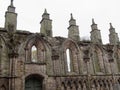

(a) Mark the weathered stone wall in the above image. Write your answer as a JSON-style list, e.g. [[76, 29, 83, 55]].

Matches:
[[1, 1, 120, 89], [0, 30, 120, 90]]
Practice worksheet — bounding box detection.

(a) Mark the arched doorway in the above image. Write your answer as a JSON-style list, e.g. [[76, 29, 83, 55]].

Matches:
[[25, 75, 43, 90]]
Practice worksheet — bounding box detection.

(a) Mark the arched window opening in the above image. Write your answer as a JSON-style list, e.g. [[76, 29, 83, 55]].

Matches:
[[66, 49, 71, 72], [31, 45, 37, 62]]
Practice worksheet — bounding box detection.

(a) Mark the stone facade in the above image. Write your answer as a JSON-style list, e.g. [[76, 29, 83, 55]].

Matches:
[[0, 1, 120, 90]]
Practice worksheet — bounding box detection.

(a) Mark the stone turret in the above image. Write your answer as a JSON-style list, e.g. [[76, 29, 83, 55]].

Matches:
[[68, 14, 80, 41], [90, 19, 102, 44], [4, 0, 17, 32], [109, 23, 119, 45], [40, 9, 53, 37]]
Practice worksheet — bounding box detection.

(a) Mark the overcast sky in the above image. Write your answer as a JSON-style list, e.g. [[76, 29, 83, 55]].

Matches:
[[0, 0, 120, 44]]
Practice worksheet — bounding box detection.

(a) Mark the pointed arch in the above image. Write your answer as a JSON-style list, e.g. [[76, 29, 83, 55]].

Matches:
[[93, 45, 105, 73], [62, 39, 80, 73], [25, 34, 51, 63]]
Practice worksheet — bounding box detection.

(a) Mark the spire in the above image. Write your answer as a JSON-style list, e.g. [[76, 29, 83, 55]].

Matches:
[[109, 23, 115, 33], [91, 18, 98, 30], [69, 13, 76, 26], [42, 9, 49, 19], [44, 8, 47, 14], [7, 0, 15, 13], [70, 13, 74, 20], [92, 18, 95, 24], [110, 23, 113, 29], [10, 0, 14, 6]]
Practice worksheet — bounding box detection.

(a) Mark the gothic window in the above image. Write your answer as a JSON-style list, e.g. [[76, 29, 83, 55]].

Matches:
[[63, 40, 79, 73], [31, 45, 37, 62], [66, 49, 72, 72]]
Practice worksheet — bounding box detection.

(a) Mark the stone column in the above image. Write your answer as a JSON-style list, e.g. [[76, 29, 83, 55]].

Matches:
[[9, 53, 18, 90]]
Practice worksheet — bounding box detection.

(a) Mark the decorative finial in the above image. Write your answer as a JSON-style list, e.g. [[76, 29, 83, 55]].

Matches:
[[92, 18, 95, 24], [110, 23, 113, 28], [44, 8, 47, 14], [70, 13, 74, 20], [10, 0, 14, 6]]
